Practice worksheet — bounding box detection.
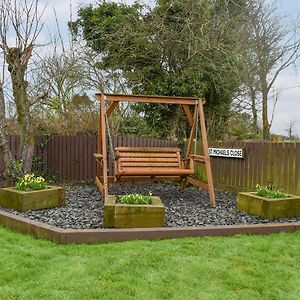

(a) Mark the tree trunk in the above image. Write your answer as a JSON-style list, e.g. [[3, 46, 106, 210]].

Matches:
[[0, 84, 14, 185], [6, 46, 34, 175], [250, 87, 259, 135], [262, 89, 269, 140]]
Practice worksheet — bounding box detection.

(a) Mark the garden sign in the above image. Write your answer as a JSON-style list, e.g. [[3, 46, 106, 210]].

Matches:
[[208, 147, 244, 159]]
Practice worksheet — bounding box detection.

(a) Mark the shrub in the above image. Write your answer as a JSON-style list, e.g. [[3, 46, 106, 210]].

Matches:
[[15, 174, 48, 191], [256, 184, 287, 198], [118, 193, 152, 205]]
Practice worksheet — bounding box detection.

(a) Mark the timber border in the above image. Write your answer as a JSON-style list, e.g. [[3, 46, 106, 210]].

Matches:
[[0, 209, 299, 244]]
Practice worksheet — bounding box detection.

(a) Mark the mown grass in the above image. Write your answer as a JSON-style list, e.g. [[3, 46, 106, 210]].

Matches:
[[0, 226, 299, 300]]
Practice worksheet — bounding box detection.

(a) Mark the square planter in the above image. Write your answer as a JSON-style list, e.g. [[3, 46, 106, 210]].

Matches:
[[237, 192, 300, 220], [103, 195, 165, 228], [0, 186, 65, 211]]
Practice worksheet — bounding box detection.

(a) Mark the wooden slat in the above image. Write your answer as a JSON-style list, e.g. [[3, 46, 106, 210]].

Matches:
[[115, 147, 180, 152], [295, 143, 300, 195], [118, 168, 194, 175], [117, 152, 178, 158], [119, 157, 179, 162], [291, 142, 297, 195], [120, 162, 180, 167]]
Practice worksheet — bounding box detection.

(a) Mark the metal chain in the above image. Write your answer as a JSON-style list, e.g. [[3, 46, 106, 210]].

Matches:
[[194, 101, 199, 155], [105, 110, 115, 161]]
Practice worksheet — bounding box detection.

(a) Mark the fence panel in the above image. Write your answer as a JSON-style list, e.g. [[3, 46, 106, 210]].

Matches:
[[208, 141, 300, 195], [1, 137, 299, 195]]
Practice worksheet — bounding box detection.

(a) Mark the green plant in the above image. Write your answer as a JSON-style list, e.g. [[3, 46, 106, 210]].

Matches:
[[256, 184, 287, 198], [31, 156, 45, 177], [118, 193, 152, 205], [15, 174, 48, 191], [10, 159, 24, 183]]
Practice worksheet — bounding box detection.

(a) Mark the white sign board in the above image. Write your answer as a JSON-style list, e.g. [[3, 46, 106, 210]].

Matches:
[[208, 147, 244, 159]]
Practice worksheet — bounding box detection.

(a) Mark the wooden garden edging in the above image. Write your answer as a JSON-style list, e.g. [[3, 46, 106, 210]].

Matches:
[[1, 209, 299, 244]]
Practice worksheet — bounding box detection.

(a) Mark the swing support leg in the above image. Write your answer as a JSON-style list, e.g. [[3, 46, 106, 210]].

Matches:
[[95, 94, 108, 196], [197, 100, 216, 207]]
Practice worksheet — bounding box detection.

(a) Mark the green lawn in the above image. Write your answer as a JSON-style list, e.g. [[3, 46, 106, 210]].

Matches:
[[0, 226, 299, 300]]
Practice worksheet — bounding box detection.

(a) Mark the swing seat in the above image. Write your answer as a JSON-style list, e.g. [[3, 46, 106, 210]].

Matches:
[[114, 147, 194, 177]]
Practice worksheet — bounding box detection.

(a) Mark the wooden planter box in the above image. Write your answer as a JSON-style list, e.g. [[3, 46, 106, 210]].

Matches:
[[0, 186, 65, 211], [103, 195, 165, 228], [237, 192, 300, 220]]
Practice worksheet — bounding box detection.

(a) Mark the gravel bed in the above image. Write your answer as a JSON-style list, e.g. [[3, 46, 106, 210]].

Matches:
[[1, 183, 300, 229]]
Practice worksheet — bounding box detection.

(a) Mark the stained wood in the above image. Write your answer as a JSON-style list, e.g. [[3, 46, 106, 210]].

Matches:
[[115, 147, 180, 152], [100, 94, 108, 197], [190, 155, 205, 163], [118, 168, 194, 175], [97, 93, 200, 105], [120, 157, 178, 162], [182, 105, 194, 127], [186, 177, 209, 191], [117, 152, 178, 158], [197, 100, 216, 207], [186, 108, 197, 160], [106, 101, 119, 117], [3, 138, 298, 196], [3, 209, 299, 245], [115, 147, 194, 177], [95, 176, 104, 194], [121, 162, 180, 167]]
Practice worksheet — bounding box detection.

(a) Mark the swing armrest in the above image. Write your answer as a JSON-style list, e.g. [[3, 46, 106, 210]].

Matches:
[[189, 155, 206, 163], [182, 157, 194, 170]]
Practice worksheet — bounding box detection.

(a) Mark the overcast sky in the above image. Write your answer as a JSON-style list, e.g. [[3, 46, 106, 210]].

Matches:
[[38, 0, 300, 137]]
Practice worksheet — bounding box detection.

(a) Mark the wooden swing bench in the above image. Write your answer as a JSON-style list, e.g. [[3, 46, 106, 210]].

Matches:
[[114, 147, 194, 177], [95, 93, 216, 207]]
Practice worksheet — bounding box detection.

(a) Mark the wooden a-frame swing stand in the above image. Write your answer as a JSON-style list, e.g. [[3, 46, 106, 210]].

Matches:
[[94, 94, 216, 207]]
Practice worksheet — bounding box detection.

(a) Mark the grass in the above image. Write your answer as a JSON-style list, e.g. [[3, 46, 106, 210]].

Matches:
[[0, 226, 300, 300]]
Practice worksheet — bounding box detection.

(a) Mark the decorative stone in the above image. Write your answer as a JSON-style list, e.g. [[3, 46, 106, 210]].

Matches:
[[0, 186, 65, 211], [237, 192, 300, 220], [103, 195, 165, 228]]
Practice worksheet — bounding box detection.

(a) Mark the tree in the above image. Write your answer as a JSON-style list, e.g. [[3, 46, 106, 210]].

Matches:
[[241, 0, 300, 139], [0, 62, 14, 182], [0, 0, 44, 179], [72, 0, 246, 140], [285, 120, 297, 141]]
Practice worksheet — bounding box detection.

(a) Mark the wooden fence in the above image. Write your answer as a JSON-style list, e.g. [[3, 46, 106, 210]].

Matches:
[[0, 135, 177, 186], [1, 137, 299, 196], [207, 141, 300, 196]]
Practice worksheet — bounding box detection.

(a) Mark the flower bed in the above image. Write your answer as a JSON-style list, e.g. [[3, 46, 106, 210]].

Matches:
[[1, 183, 300, 229], [0, 186, 65, 211], [104, 194, 164, 228], [237, 192, 300, 219]]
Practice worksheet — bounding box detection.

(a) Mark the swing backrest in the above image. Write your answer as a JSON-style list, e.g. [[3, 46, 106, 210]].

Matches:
[[114, 147, 194, 176]]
